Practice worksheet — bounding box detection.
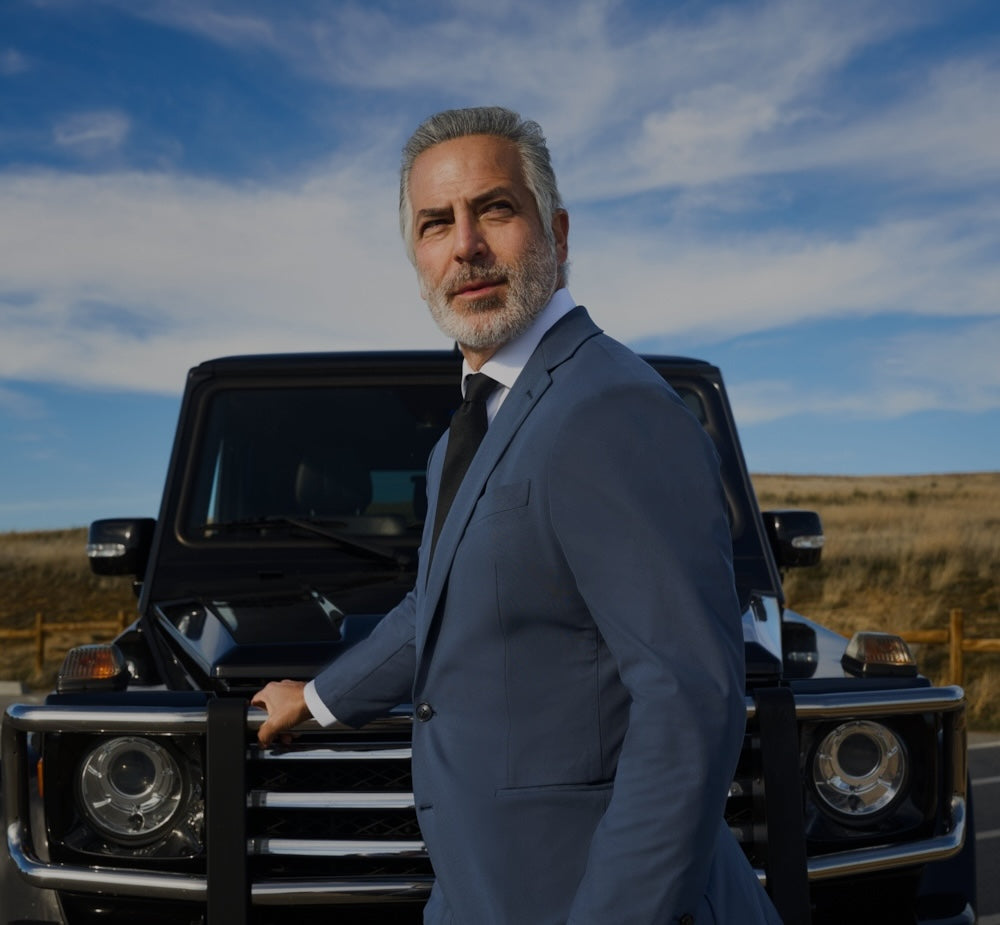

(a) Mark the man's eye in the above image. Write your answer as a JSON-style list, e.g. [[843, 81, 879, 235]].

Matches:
[[484, 201, 513, 215], [419, 219, 446, 235]]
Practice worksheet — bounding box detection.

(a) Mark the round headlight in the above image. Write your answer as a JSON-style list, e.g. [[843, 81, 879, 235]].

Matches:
[[78, 737, 184, 843], [811, 720, 907, 820]]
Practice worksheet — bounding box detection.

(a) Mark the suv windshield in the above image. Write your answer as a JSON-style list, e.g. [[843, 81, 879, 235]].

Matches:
[[172, 367, 774, 607], [181, 383, 459, 552]]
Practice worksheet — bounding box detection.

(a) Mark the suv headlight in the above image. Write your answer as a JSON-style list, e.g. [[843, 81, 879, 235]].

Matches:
[[811, 720, 908, 821], [78, 736, 185, 843]]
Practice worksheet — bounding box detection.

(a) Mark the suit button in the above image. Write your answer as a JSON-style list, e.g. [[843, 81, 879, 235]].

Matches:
[[678, 915, 694, 925], [415, 702, 434, 722]]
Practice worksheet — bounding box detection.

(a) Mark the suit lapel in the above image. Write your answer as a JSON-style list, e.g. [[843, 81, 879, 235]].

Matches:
[[417, 306, 602, 657]]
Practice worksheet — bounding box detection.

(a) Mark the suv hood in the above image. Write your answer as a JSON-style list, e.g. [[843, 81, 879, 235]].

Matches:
[[154, 587, 787, 690], [155, 589, 384, 685]]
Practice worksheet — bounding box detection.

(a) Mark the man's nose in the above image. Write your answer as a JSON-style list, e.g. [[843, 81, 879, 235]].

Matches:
[[453, 215, 488, 262]]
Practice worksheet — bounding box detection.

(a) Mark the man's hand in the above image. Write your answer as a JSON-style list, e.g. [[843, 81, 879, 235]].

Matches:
[[251, 679, 311, 747]]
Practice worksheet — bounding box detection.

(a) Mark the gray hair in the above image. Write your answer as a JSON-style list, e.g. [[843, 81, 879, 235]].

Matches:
[[399, 107, 565, 267]]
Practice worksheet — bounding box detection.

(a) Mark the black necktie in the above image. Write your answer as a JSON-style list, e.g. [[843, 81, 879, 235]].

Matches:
[[431, 372, 498, 555]]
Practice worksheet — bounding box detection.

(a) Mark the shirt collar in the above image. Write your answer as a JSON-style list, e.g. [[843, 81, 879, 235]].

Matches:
[[461, 288, 576, 394]]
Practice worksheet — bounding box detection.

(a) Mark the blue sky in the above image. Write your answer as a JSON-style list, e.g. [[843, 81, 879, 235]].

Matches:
[[1, 0, 998, 531]]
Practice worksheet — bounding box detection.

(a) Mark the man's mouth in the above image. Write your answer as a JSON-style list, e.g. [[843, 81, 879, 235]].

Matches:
[[450, 277, 506, 300]]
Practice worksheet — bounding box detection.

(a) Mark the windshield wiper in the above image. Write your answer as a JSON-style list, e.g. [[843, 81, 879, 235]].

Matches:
[[202, 516, 410, 567]]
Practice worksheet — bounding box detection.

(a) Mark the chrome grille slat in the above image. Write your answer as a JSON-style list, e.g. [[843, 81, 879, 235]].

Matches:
[[250, 837, 426, 858], [249, 791, 415, 810], [251, 876, 435, 905], [252, 746, 412, 761]]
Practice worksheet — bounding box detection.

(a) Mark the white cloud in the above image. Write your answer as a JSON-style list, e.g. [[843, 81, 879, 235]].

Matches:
[[730, 318, 1000, 424], [97, 0, 998, 201], [53, 110, 131, 158], [125, 2, 277, 49], [880, 318, 1000, 413], [563, 40, 1000, 200], [1, 153, 995, 404], [108, 0, 912, 135], [0, 161, 443, 392], [571, 206, 1000, 343], [752, 56, 1000, 189]]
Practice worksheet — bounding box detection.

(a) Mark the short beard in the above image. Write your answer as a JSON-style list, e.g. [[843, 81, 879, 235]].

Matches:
[[423, 242, 558, 351]]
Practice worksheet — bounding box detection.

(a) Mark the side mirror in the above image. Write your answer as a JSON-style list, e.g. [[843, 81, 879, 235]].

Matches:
[[87, 518, 156, 578], [762, 509, 824, 569]]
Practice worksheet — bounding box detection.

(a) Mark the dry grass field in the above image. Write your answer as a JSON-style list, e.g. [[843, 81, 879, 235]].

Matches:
[[1, 472, 998, 725], [0, 529, 136, 689], [754, 472, 1000, 727]]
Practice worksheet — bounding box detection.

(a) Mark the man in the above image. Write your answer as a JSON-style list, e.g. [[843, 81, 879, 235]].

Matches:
[[253, 107, 781, 925]]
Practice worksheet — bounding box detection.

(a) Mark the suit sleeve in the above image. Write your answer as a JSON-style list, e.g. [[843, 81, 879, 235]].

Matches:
[[549, 381, 747, 924], [310, 586, 418, 728], [308, 436, 449, 727]]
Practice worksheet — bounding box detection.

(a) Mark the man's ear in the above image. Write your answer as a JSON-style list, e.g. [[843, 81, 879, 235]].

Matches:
[[551, 209, 569, 264]]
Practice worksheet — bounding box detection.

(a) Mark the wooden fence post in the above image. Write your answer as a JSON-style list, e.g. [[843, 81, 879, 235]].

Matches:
[[33, 611, 44, 676], [949, 608, 964, 686]]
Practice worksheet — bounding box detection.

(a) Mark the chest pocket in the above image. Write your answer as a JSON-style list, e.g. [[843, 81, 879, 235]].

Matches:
[[469, 480, 531, 523]]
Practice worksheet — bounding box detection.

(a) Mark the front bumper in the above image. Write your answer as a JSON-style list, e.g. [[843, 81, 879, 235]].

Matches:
[[2, 685, 970, 917]]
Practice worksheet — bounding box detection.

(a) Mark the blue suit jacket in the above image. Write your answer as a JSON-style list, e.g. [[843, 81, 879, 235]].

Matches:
[[313, 308, 781, 924]]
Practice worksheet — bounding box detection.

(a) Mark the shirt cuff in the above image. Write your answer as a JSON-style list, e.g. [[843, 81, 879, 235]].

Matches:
[[303, 679, 338, 727]]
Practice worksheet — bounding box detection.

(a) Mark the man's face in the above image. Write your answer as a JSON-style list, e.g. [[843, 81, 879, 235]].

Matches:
[[407, 134, 568, 357]]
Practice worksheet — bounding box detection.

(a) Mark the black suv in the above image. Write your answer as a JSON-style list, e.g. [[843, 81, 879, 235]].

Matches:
[[1, 352, 975, 924]]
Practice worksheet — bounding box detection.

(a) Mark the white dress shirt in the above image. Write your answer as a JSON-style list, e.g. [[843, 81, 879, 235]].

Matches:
[[303, 288, 577, 727]]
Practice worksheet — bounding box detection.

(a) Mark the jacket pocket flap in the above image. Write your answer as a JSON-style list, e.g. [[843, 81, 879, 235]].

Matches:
[[472, 480, 530, 520]]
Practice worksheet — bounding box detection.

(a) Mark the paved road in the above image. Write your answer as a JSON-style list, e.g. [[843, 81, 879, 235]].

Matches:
[[971, 731, 1000, 924]]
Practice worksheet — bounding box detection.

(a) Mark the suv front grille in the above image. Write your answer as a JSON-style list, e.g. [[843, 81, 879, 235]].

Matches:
[[246, 720, 432, 884], [248, 724, 764, 876]]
